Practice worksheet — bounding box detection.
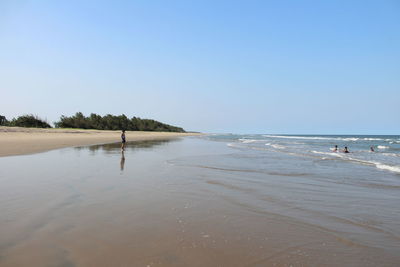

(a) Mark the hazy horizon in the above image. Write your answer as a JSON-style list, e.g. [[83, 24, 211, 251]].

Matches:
[[1, 0, 399, 134]]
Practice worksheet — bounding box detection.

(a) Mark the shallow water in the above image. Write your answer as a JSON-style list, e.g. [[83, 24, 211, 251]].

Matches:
[[0, 136, 399, 266]]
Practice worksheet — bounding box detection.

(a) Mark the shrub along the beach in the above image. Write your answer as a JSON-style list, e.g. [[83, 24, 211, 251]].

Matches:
[[0, 115, 8, 126], [54, 112, 185, 132], [8, 114, 51, 128]]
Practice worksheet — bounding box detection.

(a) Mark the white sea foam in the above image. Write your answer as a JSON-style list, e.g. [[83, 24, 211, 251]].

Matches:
[[264, 135, 333, 140], [264, 135, 360, 142], [342, 138, 359, 141], [348, 158, 400, 174], [377, 145, 389, 150], [382, 153, 400, 157], [265, 143, 286, 149], [263, 135, 399, 143], [239, 138, 267, 143], [239, 139, 257, 143], [376, 164, 400, 173], [311, 150, 400, 174], [311, 150, 344, 158], [227, 143, 240, 148], [287, 141, 306, 145]]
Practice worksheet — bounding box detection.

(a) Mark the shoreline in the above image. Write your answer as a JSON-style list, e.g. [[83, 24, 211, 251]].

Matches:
[[0, 126, 201, 157]]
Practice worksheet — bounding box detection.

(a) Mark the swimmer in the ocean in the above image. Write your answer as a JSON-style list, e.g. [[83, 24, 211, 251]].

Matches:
[[370, 146, 375, 152], [343, 146, 350, 153], [333, 145, 338, 152]]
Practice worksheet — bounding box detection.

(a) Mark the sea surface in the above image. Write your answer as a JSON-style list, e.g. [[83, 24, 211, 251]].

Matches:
[[0, 135, 399, 266], [222, 134, 400, 174]]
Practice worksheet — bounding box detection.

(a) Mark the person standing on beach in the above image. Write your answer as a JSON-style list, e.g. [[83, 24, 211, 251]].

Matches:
[[121, 130, 126, 151]]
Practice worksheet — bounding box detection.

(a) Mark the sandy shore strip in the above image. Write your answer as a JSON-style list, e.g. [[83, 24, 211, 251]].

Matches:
[[0, 126, 201, 157]]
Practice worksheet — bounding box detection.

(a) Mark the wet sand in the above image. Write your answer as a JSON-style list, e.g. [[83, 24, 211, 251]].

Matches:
[[0, 138, 399, 266], [0, 126, 200, 157]]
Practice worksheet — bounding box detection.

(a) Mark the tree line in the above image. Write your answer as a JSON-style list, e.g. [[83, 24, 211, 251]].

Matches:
[[0, 114, 51, 128], [0, 113, 185, 132]]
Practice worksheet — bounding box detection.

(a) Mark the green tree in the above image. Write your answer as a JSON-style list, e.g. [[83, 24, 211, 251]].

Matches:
[[0, 115, 8, 126], [10, 115, 51, 128], [54, 112, 185, 132]]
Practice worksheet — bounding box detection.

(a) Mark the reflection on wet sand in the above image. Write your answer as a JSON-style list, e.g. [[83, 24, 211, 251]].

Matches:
[[82, 139, 175, 154], [79, 139, 175, 173], [120, 151, 125, 171]]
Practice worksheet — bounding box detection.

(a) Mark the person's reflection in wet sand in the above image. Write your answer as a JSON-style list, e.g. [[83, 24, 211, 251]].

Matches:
[[120, 151, 125, 171]]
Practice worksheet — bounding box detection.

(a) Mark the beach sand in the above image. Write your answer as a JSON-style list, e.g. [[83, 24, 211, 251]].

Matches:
[[0, 136, 399, 266], [0, 126, 200, 157]]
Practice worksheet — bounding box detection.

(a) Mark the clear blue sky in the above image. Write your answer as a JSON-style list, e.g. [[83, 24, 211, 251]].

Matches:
[[1, 0, 399, 134]]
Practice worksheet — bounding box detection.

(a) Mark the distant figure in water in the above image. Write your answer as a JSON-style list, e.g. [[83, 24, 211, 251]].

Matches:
[[343, 146, 350, 153], [333, 145, 338, 152], [370, 146, 375, 152], [121, 130, 126, 151]]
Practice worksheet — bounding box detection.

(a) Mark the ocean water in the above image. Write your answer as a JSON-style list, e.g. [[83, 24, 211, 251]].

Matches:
[[173, 134, 400, 263], [0, 135, 399, 266], [215, 134, 400, 175]]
